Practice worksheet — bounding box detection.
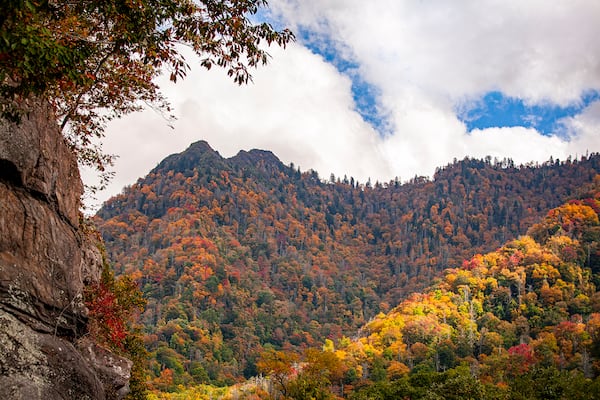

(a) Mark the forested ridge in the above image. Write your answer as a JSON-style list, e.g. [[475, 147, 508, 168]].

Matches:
[[263, 185, 600, 400], [96, 140, 600, 390], [293, 182, 600, 399]]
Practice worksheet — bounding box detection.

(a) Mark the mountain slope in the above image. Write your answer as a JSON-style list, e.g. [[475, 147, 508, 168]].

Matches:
[[96, 141, 600, 386], [333, 185, 600, 398]]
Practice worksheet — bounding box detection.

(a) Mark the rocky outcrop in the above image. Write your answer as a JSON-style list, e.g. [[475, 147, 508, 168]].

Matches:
[[0, 100, 132, 399]]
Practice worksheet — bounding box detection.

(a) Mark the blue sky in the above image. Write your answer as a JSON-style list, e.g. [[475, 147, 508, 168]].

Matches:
[[87, 0, 600, 209], [458, 90, 600, 137], [299, 29, 393, 136]]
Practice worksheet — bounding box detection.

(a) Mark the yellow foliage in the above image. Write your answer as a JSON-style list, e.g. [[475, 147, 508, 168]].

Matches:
[[387, 360, 410, 380], [531, 263, 560, 281]]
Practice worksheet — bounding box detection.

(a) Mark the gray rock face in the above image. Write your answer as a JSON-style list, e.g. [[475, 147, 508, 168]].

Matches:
[[0, 310, 105, 400], [0, 101, 132, 399]]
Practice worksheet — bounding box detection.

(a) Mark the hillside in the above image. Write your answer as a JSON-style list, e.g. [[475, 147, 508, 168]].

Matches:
[[252, 185, 600, 400], [96, 141, 600, 387]]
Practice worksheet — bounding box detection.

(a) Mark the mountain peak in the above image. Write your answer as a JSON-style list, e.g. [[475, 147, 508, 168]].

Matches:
[[231, 148, 282, 167], [186, 140, 217, 154], [152, 140, 223, 174]]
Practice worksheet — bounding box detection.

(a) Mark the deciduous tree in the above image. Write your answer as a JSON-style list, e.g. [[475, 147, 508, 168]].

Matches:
[[1, 0, 293, 177]]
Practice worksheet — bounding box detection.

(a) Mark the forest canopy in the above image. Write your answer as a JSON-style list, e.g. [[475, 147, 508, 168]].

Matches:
[[0, 0, 293, 177]]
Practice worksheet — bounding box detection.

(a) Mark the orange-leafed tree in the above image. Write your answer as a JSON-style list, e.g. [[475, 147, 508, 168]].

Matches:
[[256, 348, 299, 398]]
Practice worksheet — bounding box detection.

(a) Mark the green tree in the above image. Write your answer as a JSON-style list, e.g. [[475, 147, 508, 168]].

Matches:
[[287, 375, 335, 400], [509, 367, 595, 400]]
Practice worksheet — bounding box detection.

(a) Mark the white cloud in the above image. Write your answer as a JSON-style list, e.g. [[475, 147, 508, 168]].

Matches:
[[563, 100, 600, 156], [268, 0, 600, 168], [84, 0, 600, 210], [163, 44, 390, 179], [84, 44, 393, 209], [465, 127, 568, 163], [270, 0, 600, 104]]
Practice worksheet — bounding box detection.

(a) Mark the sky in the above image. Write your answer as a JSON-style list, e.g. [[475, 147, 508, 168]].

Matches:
[[82, 0, 600, 210]]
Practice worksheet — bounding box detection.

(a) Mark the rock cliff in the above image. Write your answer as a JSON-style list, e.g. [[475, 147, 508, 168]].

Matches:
[[0, 99, 132, 399]]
